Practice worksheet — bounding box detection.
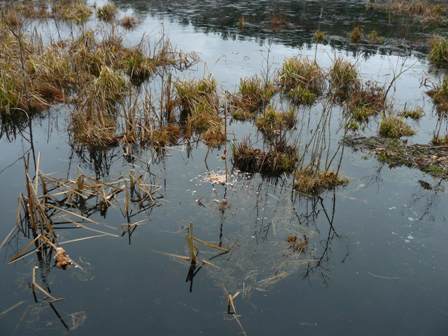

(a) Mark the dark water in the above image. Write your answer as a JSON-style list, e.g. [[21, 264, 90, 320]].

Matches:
[[1, 1, 448, 335]]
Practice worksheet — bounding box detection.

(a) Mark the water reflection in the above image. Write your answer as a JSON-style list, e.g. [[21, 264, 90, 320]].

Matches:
[[115, 0, 438, 57]]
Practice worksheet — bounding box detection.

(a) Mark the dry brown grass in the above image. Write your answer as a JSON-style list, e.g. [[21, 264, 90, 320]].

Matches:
[[278, 57, 325, 105], [255, 105, 296, 140], [347, 81, 385, 123], [329, 58, 359, 101], [368, 0, 446, 24], [379, 116, 415, 138], [120, 15, 138, 30], [294, 169, 348, 195], [229, 76, 276, 121], [232, 139, 298, 176], [97, 2, 117, 22]]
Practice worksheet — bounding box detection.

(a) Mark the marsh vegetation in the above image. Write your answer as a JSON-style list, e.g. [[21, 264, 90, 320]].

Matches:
[[1, 1, 448, 335]]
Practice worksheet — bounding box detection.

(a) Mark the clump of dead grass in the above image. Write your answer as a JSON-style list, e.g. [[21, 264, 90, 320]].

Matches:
[[187, 97, 225, 147], [175, 76, 217, 113], [97, 2, 117, 22], [70, 66, 127, 147], [148, 124, 181, 147], [329, 58, 359, 100], [350, 26, 363, 43], [123, 48, 156, 85], [428, 35, 448, 67], [232, 139, 298, 176], [229, 76, 276, 121], [431, 134, 448, 145], [367, 30, 384, 44], [53, 0, 92, 24], [313, 30, 326, 43], [120, 15, 138, 30], [347, 81, 385, 123], [294, 168, 348, 195], [0, 19, 72, 115], [427, 77, 448, 115], [255, 105, 296, 140], [278, 57, 325, 105], [368, 0, 446, 24], [399, 106, 424, 120], [379, 116, 415, 138]]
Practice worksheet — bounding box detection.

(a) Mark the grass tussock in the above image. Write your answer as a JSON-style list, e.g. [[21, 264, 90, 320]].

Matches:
[[428, 35, 448, 67], [255, 105, 296, 139], [124, 48, 157, 85], [278, 57, 325, 105], [175, 76, 217, 114], [350, 26, 363, 43], [0, 21, 72, 115], [431, 135, 448, 145], [368, 0, 446, 24], [174, 77, 225, 147], [399, 106, 424, 120], [148, 124, 181, 147], [379, 116, 415, 138], [294, 169, 348, 195], [70, 66, 126, 148], [229, 76, 276, 121], [188, 96, 220, 133], [347, 81, 385, 123], [97, 3, 118, 22], [120, 15, 138, 30], [71, 33, 196, 84], [13, 0, 92, 23], [329, 58, 359, 100], [367, 30, 384, 44], [232, 139, 298, 176], [313, 30, 326, 43], [52, 0, 92, 23], [427, 77, 448, 115]]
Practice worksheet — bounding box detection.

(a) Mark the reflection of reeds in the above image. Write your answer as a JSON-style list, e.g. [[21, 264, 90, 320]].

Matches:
[[293, 102, 349, 196]]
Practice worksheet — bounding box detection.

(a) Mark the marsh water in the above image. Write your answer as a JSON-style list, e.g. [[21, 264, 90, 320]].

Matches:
[[1, 1, 448, 335]]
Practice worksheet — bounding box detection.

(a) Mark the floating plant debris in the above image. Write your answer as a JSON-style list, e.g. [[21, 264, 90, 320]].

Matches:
[[345, 136, 448, 178]]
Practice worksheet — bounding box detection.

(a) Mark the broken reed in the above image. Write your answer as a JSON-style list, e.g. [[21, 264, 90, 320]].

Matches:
[[6, 156, 160, 272]]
